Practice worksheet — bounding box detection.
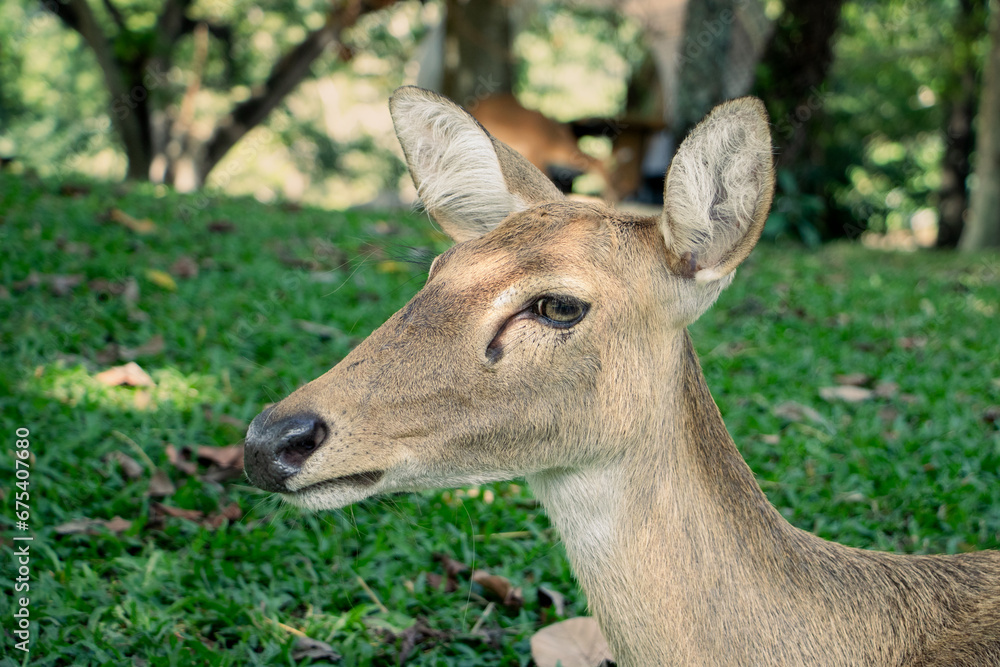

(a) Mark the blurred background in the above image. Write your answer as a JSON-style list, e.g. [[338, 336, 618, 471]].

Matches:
[[1, 0, 999, 250]]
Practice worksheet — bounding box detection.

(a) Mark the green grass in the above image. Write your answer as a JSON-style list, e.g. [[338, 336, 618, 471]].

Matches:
[[1, 173, 998, 665]]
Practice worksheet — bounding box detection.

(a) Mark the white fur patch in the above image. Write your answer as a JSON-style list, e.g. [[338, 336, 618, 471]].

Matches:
[[492, 285, 518, 312], [527, 468, 621, 564], [392, 90, 527, 240], [693, 267, 726, 283]]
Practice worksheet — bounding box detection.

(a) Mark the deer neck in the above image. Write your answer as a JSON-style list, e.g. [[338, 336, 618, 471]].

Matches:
[[525, 330, 924, 666]]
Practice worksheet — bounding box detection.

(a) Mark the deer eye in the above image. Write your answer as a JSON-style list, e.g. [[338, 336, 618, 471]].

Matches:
[[531, 296, 588, 328]]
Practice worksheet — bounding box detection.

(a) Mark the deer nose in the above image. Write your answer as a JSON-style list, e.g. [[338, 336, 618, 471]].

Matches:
[[244, 408, 327, 492]]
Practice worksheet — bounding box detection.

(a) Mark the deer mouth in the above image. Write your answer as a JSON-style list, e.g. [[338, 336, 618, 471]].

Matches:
[[280, 469, 387, 510], [292, 470, 386, 494]]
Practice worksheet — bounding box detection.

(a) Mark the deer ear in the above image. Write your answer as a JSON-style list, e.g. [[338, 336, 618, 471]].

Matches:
[[660, 97, 775, 282], [390, 86, 563, 243]]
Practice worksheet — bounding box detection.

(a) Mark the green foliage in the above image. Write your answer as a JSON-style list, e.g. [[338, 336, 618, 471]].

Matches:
[[0, 2, 115, 176], [764, 169, 825, 246], [1, 174, 998, 663], [5, 0, 989, 238], [822, 0, 959, 234], [759, 0, 991, 239], [514, 2, 645, 119], [0, 0, 434, 205]]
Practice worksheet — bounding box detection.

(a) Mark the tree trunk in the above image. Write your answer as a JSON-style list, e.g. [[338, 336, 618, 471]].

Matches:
[[936, 0, 985, 248], [46, 0, 396, 188], [441, 0, 513, 109], [755, 0, 845, 169], [673, 0, 736, 141], [936, 71, 978, 246], [961, 0, 1000, 250], [47, 0, 154, 179]]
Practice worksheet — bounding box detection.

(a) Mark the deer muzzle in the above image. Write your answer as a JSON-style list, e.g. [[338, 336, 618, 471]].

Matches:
[[243, 407, 329, 492]]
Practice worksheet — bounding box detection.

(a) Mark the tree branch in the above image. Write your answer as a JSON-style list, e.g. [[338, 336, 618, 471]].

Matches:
[[154, 0, 193, 49], [181, 17, 235, 76], [100, 0, 125, 31], [198, 0, 397, 181]]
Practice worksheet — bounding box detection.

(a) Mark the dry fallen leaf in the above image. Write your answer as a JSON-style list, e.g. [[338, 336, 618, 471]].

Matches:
[[11, 272, 43, 291], [897, 336, 928, 350], [772, 401, 826, 425], [104, 516, 133, 533], [434, 553, 469, 578], [87, 278, 124, 296], [165, 444, 198, 475], [433, 552, 468, 592], [55, 518, 103, 535], [472, 570, 524, 610], [531, 617, 614, 667], [170, 256, 199, 279], [984, 406, 1000, 425], [122, 277, 140, 306], [196, 444, 244, 470], [878, 406, 900, 424], [108, 451, 144, 479], [291, 635, 341, 661], [819, 385, 874, 403], [873, 381, 899, 399], [12, 272, 84, 296], [296, 319, 343, 339], [49, 274, 86, 296], [56, 237, 93, 256], [375, 260, 407, 274], [151, 501, 241, 530], [201, 502, 242, 530], [110, 208, 157, 234], [834, 373, 872, 387], [538, 586, 566, 617], [95, 361, 156, 388], [397, 618, 449, 664], [151, 502, 204, 521], [147, 469, 176, 497], [55, 516, 131, 535], [145, 269, 177, 291], [89, 277, 141, 310]]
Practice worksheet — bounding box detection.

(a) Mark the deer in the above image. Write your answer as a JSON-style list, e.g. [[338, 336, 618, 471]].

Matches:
[[243, 86, 1000, 666], [466, 93, 615, 199]]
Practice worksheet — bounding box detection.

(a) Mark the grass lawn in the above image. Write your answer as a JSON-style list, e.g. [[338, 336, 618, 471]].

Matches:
[[1, 173, 998, 666]]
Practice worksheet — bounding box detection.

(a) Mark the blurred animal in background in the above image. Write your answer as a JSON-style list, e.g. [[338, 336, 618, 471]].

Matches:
[[467, 94, 615, 198], [411, 0, 774, 206]]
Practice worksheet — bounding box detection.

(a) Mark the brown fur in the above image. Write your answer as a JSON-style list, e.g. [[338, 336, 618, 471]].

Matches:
[[244, 89, 1000, 666], [468, 93, 613, 197]]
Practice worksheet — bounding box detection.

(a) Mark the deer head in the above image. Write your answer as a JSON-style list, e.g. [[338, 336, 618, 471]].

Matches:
[[243, 86, 773, 511], [242, 89, 1000, 667]]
